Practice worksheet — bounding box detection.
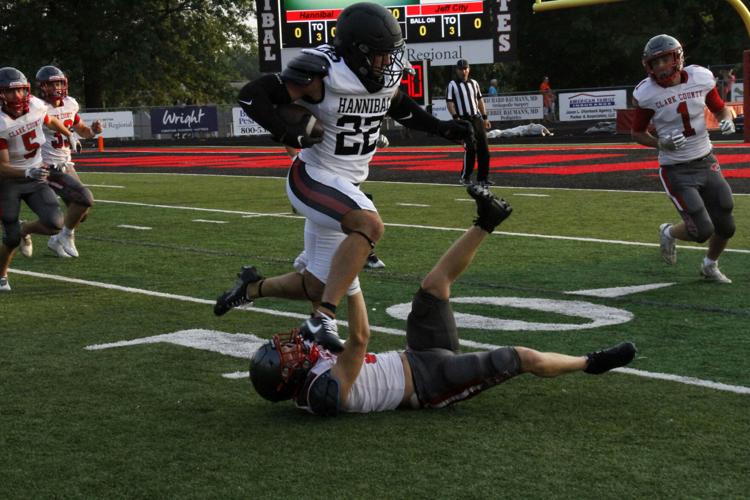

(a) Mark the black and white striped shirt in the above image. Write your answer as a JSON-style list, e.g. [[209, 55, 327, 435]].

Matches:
[[446, 78, 482, 117]]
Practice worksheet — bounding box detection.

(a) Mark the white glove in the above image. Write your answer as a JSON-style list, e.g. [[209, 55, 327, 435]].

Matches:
[[68, 134, 82, 153], [25, 166, 49, 181], [657, 130, 687, 151], [292, 250, 308, 274], [51, 161, 75, 174], [719, 119, 735, 135], [376, 134, 389, 149]]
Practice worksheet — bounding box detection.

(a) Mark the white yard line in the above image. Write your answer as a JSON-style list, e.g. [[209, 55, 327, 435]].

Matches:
[[513, 193, 550, 197], [192, 219, 228, 224], [84, 184, 125, 188], [117, 224, 152, 230], [7, 268, 750, 396], [396, 203, 430, 207], [96, 199, 750, 254]]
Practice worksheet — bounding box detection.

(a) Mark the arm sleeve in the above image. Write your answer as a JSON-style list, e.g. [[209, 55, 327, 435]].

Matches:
[[446, 82, 454, 102], [631, 107, 655, 133], [44, 115, 50, 125], [0, 138, 7, 150], [388, 90, 441, 134], [475, 81, 483, 99], [705, 87, 726, 113], [73, 114, 81, 125], [237, 73, 293, 139]]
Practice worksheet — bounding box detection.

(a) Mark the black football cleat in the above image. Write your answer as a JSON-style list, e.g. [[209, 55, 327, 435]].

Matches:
[[467, 184, 512, 233], [299, 314, 345, 353], [584, 341, 636, 374], [213, 265, 264, 316]]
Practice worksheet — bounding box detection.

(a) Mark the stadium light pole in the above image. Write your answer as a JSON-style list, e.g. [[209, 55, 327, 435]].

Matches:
[[534, 0, 750, 143]]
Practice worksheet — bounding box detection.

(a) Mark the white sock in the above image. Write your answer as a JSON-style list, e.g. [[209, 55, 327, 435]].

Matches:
[[663, 224, 674, 238], [703, 257, 716, 267], [61, 226, 74, 237]]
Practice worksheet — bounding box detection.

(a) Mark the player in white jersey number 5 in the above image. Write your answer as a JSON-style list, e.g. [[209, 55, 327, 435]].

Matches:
[[0, 67, 79, 292], [631, 35, 736, 283], [247, 186, 636, 416], [234, 3, 474, 341]]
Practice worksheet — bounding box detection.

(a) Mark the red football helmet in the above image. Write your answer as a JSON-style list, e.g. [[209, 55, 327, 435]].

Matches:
[[642, 34, 684, 85], [36, 65, 68, 105], [0, 67, 31, 118]]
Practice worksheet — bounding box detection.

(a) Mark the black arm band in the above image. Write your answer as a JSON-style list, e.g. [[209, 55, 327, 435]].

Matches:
[[388, 90, 441, 134], [237, 74, 293, 139]]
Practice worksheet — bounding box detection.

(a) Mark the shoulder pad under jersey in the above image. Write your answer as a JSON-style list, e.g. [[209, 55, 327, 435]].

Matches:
[[305, 370, 340, 417], [281, 52, 330, 86]]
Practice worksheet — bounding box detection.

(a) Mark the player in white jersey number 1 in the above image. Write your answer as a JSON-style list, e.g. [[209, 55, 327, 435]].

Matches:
[[631, 34, 736, 283], [29, 65, 101, 258], [226, 3, 474, 345], [0, 67, 80, 292]]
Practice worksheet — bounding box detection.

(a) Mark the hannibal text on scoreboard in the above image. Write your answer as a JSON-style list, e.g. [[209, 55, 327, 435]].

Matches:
[[256, 0, 517, 72]]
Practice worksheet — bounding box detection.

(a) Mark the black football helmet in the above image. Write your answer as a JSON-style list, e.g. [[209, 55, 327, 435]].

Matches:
[[333, 2, 406, 93], [642, 34, 684, 85], [249, 329, 319, 402], [0, 67, 31, 118], [36, 65, 68, 104]]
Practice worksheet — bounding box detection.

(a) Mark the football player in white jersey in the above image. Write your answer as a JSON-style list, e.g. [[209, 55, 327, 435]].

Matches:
[[247, 186, 636, 416], [632, 35, 736, 283], [231, 2, 473, 341], [24, 65, 101, 258], [0, 67, 81, 291]]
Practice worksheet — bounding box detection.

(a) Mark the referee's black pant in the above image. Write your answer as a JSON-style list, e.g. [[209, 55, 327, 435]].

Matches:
[[459, 115, 490, 183]]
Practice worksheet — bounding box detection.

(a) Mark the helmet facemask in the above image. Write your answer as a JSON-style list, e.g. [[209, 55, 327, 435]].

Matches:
[[39, 77, 68, 105], [0, 83, 31, 118], [644, 50, 683, 85], [358, 44, 406, 92]]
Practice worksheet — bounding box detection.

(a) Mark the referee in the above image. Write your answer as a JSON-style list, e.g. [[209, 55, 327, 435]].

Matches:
[[446, 59, 492, 186]]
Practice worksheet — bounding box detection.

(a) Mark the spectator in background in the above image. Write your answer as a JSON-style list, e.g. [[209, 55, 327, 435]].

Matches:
[[723, 69, 736, 102], [540, 76, 555, 122], [487, 79, 498, 96]]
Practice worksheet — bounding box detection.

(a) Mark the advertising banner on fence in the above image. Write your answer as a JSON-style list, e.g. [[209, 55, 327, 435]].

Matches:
[[232, 107, 271, 136], [559, 90, 627, 121], [150, 106, 218, 134], [432, 96, 543, 122], [78, 111, 134, 138]]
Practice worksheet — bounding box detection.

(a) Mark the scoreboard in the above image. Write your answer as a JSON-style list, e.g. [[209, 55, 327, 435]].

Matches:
[[281, 1, 493, 48], [256, 0, 516, 72]]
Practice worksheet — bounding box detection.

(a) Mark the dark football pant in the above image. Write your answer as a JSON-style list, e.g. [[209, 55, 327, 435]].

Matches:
[[460, 115, 490, 183], [1, 178, 63, 248], [404, 288, 521, 408], [47, 171, 94, 208], [659, 153, 735, 243]]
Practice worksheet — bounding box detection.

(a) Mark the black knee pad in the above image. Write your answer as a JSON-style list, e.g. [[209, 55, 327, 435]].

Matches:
[[713, 212, 736, 240], [685, 212, 714, 243], [2, 221, 21, 248]]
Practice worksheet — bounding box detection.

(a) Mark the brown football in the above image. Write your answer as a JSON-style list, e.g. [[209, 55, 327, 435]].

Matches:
[[277, 103, 324, 139]]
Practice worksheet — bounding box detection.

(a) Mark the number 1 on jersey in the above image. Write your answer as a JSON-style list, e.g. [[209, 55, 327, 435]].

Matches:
[[676, 101, 696, 137]]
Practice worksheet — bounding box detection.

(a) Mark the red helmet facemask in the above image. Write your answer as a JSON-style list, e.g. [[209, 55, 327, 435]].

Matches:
[[0, 84, 31, 118], [643, 49, 683, 86], [273, 329, 320, 393], [39, 77, 68, 105]]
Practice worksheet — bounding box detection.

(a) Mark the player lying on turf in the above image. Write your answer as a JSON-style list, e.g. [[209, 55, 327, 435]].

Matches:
[[245, 185, 637, 415]]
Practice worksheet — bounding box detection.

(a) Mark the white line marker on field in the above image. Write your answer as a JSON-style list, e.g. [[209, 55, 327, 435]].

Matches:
[[455, 198, 474, 202], [565, 282, 676, 298], [397, 203, 430, 207], [97, 199, 750, 255], [117, 224, 152, 230], [242, 212, 293, 218], [84, 184, 125, 189], [513, 193, 550, 197], [192, 219, 228, 224], [10, 268, 750, 396]]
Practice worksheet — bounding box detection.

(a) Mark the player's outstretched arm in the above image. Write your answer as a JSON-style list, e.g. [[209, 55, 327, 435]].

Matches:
[[46, 116, 81, 152], [73, 119, 102, 139], [330, 292, 370, 404], [389, 90, 474, 144]]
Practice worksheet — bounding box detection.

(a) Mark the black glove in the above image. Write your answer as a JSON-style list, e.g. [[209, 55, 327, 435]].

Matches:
[[278, 115, 324, 149], [437, 119, 475, 145]]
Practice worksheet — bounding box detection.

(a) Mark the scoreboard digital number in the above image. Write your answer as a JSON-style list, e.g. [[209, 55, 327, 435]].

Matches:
[[400, 60, 429, 106], [280, 0, 493, 49]]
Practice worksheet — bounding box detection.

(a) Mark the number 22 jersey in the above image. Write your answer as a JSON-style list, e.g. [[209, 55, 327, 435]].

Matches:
[[633, 65, 725, 166], [297, 45, 398, 185]]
